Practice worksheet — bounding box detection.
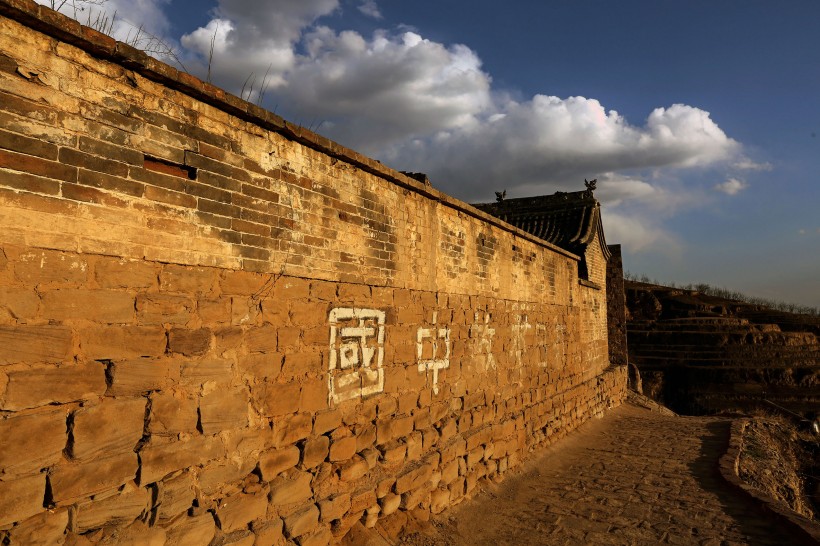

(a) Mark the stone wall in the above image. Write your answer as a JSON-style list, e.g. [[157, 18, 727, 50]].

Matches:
[[0, 2, 627, 544]]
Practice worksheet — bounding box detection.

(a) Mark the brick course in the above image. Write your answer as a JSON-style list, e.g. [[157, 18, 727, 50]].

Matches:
[[0, 2, 626, 544]]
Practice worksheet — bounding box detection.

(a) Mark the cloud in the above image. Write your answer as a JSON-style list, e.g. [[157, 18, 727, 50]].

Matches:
[[714, 177, 747, 195], [602, 210, 682, 258], [732, 158, 772, 171], [36, 0, 173, 46], [277, 27, 491, 146], [380, 97, 739, 201], [357, 0, 382, 19], [179, 0, 340, 93]]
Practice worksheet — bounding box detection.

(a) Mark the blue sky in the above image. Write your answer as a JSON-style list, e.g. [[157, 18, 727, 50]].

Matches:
[[45, 0, 820, 307]]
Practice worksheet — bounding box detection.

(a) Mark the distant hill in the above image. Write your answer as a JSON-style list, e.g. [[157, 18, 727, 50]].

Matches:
[[624, 280, 820, 419]]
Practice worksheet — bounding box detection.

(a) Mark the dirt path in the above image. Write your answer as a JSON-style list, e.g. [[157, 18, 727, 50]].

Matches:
[[400, 403, 812, 545]]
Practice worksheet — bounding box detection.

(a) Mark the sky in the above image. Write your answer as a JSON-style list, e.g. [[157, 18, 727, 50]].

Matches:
[[43, 0, 820, 307]]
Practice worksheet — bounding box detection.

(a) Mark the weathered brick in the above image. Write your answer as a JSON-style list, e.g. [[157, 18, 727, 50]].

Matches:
[[107, 358, 176, 396], [0, 148, 77, 181], [0, 473, 46, 527], [301, 435, 329, 469], [49, 452, 138, 503], [139, 435, 226, 484], [0, 325, 73, 365], [6, 508, 69, 545], [169, 327, 212, 355], [215, 490, 268, 533], [75, 485, 151, 532], [41, 289, 134, 322], [269, 470, 313, 506], [313, 409, 342, 436], [93, 258, 157, 288], [300, 377, 328, 413], [160, 264, 217, 294], [338, 455, 368, 482], [12, 248, 88, 285], [1, 361, 106, 411], [81, 325, 166, 360], [199, 387, 248, 434], [0, 127, 58, 159], [136, 293, 195, 325], [259, 446, 301, 481], [245, 324, 278, 353], [329, 436, 357, 463], [180, 358, 232, 387], [260, 381, 300, 416], [273, 412, 313, 447], [0, 407, 67, 476], [149, 391, 198, 436], [155, 470, 196, 521], [72, 397, 146, 460], [283, 504, 319, 538], [163, 513, 216, 546], [395, 464, 433, 495]]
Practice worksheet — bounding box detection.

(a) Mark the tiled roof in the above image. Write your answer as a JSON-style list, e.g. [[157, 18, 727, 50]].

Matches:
[[473, 184, 611, 262]]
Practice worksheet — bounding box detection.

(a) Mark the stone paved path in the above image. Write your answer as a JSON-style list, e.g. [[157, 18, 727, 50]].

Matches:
[[403, 403, 813, 546]]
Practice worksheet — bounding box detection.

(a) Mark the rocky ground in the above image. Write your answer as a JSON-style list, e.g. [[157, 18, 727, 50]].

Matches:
[[737, 416, 819, 521], [362, 402, 816, 546]]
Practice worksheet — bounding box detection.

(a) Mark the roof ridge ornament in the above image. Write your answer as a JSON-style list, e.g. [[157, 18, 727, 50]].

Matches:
[[584, 178, 597, 198], [495, 190, 506, 202]]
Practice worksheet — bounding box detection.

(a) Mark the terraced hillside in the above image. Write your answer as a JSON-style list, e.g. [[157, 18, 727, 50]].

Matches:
[[625, 281, 820, 417]]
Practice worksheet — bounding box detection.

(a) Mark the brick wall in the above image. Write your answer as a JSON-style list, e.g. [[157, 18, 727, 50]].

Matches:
[[0, 2, 627, 544]]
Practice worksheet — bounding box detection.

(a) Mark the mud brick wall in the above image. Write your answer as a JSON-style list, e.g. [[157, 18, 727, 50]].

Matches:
[[0, 2, 627, 545]]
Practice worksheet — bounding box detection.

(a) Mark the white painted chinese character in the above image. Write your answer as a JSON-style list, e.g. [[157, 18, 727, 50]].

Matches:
[[470, 311, 496, 371], [417, 311, 450, 395], [511, 314, 532, 369], [328, 308, 385, 404]]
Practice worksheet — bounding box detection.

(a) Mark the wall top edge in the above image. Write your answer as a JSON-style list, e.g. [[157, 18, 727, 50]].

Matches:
[[0, 0, 580, 263]]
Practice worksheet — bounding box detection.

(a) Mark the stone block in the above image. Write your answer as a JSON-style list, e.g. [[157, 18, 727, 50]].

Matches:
[[395, 464, 433, 495], [216, 490, 268, 533], [199, 387, 249, 434], [1, 361, 106, 411], [50, 452, 137, 504], [41, 289, 134, 323], [163, 513, 216, 546], [313, 409, 342, 436], [0, 473, 46, 527], [136, 293, 195, 325], [252, 518, 285, 546], [72, 398, 146, 460], [75, 485, 151, 532], [107, 358, 176, 396], [259, 446, 301, 481], [349, 489, 377, 514], [198, 458, 256, 496], [318, 493, 350, 523], [299, 527, 333, 546], [338, 455, 368, 482], [269, 470, 313, 506], [261, 382, 300, 416], [355, 424, 376, 453], [0, 407, 67, 476], [245, 325, 278, 353], [160, 264, 217, 294], [379, 493, 401, 516], [94, 259, 157, 289], [430, 488, 450, 514], [169, 328, 212, 356], [284, 504, 319, 538], [301, 436, 329, 469], [299, 378, 327, 413], [139, 436, 225, 484], [81, 325, 166, 360], [0, 287, 39, 319], [180, 358, 232, 387], [273, 412, 312, 447], [0, 325, 73, 365], [155, 470, 196, 521], [328, 436, 356, 463], [96, 521, 167, 546], [378, 441, 406, 467], [149, 391, 198, 435], [12, 249, 87, 286], [6, 508, 69, 546]]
